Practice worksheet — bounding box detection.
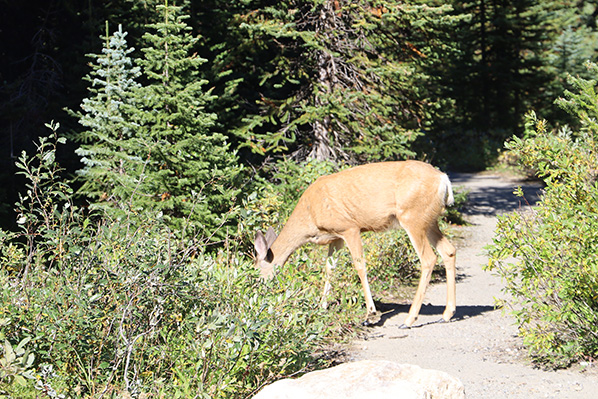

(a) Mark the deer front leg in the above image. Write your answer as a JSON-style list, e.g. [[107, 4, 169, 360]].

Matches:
[[343, 230, 379, 325], [321, 239, 344, 309]]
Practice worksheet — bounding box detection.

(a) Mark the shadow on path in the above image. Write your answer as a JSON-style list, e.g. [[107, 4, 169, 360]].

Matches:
[[449, 173, 543, 216], [370, 301, 497, 328]]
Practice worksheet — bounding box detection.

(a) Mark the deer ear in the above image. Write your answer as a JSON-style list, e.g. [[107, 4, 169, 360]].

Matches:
[[265, 227, 278, 247], [254, 231, 270, 260]]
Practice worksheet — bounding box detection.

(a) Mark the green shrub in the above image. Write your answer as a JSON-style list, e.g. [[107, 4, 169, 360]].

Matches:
[[486, 63, 598, 368], [0, 133, 457, 398], [0, 336, 35, 397], [362, 230, 419, 296], [0, 124, 359, 398]]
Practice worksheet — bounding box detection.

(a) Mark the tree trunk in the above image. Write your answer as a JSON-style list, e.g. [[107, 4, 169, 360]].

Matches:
[[309, 0, 338, 161]]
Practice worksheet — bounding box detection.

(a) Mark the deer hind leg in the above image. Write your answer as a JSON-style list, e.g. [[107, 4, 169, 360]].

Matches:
[[428, 223, 457, 322], [402, 225, 438, 327], [343, 229, 377, 318], [402, 220, 457, 328], [321, 239, 344, 309]]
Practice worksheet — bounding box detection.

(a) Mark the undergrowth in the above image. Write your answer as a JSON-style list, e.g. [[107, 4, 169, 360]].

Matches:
[[486, 62, 598, 368], [0, 124, 466, 397], [0, 124, 365, 398]]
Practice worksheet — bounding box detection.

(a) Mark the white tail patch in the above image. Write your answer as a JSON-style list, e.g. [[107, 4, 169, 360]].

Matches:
[[439, 173, 454, 207]]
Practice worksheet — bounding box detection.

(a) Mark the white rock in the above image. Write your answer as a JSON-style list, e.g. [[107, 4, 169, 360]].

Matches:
[[253, 360, 466, 399]]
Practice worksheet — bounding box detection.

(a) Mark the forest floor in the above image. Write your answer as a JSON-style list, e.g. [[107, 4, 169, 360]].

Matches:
[[349, 171, 598, 398]]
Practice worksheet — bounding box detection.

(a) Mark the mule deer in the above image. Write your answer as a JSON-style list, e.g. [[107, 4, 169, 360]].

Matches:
[[254, 160, 456, 328]]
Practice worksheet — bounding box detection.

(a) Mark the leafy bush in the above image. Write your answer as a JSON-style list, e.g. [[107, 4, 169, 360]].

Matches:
[[486, 62, 598, 368], [0, 336, 35, 397], [362, 230, 419, 296], [0, 125, 463, 398], [0, 125, 361, 398]]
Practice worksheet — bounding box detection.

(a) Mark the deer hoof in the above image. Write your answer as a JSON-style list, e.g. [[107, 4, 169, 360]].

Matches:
[[362, 311, 381, 327], [398, 323, 412, 330], [442, 309, 456, 322]]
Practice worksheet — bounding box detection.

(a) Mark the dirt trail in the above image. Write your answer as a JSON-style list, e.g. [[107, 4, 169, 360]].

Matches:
[[350, 172, 598, 398]]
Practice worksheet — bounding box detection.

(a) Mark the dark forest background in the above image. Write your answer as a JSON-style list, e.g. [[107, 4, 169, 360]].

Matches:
[[0, 0, 598, 231], [2, 1, 597, 226]]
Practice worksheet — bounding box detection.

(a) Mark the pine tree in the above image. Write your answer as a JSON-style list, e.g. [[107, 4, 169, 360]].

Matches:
[[72, 23, 143, 211], [134, 1, 241, 239], [203, 0, 460, 164], [543, 2, 598, 124]]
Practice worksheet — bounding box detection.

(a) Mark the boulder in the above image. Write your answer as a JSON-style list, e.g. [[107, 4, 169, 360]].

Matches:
[[252, 360, 465, 399]]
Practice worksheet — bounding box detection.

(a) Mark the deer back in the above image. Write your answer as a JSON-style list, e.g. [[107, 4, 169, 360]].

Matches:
[[299, 160, 449, 234]]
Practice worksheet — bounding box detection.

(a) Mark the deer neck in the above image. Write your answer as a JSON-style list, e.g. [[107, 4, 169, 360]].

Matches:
[[269, 220, 309, 267]]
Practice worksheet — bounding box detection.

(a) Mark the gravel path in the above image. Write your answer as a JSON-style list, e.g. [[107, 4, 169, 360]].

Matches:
[[350, 172, 598, 398]]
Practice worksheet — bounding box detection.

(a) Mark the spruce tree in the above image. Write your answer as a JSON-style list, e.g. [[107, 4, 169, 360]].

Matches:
[[72, 23, 143, 211], [134, 1, 241, 239], [543, 3, 598, 124], [203, 0, 460, 164]]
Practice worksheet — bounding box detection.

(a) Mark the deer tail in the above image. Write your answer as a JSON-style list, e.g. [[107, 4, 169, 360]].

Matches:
[[439, 173, 454, 207]]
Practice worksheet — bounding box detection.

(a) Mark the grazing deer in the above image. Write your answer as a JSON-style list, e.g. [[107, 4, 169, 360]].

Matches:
[[254, 160, 456, 328]]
